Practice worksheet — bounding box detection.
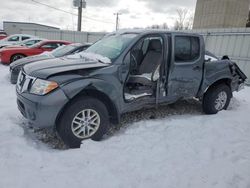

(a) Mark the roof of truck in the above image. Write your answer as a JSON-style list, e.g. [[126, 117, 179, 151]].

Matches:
[[107, 29, 200, 36]]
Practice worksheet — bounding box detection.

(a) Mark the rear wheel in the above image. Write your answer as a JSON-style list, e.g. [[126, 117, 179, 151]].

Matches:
[[202, 84, 232, 114], [10, 54, 26, 63], [57, 97, 110, 148]]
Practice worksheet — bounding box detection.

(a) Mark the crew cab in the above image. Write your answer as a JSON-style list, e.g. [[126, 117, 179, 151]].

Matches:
[[16, 30, 247, 148], [0, 40, 71, 64]]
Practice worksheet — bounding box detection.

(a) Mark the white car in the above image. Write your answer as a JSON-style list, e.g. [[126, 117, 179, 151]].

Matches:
[[3, 38, 45, 48], [0, 34, 37, 48]]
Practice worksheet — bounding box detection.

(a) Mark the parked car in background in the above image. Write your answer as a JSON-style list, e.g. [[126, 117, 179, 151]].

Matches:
[[10, 43, 91, 84], [0, 40, 71, 65], [0, 31, 7, 40], [0, 34, 36, 48], [3, 38, 44, 48], [16, 30, 247, 148]]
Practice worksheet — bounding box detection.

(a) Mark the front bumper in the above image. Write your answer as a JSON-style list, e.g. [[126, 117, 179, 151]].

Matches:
[[16, 88, 69, 128]]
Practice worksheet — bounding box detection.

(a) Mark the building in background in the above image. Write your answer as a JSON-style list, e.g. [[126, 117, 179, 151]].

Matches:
[[193, 0, 249, 29], [246, 11, 250, 27], [3, 21, 59, 35]]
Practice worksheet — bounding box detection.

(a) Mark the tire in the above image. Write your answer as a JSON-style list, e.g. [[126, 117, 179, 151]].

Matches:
[[10, 54, 25, 63], [57, 97, 110, 148], [202, 84, 232, 114]]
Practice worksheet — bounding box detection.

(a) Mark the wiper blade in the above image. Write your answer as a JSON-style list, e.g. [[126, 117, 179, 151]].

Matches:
[[97, 59, 106, 64]]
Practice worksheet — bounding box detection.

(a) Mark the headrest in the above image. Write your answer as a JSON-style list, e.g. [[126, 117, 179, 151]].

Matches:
[[148, 39, 162, 52]]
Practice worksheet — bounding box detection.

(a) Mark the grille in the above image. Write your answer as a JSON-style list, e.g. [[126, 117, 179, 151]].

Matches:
[[16, 71, 35, 93]]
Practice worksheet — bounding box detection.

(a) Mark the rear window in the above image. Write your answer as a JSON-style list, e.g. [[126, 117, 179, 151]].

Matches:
[[175, 36, 200, 62], [21, 36, 30, 41]]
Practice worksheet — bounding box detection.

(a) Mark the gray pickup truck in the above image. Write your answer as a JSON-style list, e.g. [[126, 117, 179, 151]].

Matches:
[[16, 30, 247, 148]]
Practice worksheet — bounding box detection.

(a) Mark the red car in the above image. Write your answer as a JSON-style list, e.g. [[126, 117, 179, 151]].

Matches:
[[0, 31, 7, 40], [0, 40, 71, 65]]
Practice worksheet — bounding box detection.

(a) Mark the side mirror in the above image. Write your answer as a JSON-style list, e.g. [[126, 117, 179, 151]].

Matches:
[[221, 55, 230, 60]]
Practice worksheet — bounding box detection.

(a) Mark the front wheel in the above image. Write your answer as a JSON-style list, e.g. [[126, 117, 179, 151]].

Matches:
[[57, 97, 110, 148], [202, 84, 232, 114], [10, 54, 25, 63]]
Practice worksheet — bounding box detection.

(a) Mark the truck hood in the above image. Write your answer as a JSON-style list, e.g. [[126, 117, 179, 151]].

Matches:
[[24, 56, 110, 79]]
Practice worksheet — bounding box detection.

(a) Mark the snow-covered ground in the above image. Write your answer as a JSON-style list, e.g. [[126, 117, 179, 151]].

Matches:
[[0, 64, 249, 188]]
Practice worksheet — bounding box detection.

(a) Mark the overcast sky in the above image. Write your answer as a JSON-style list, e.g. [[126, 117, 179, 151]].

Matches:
[[0, 0, 197, 32]]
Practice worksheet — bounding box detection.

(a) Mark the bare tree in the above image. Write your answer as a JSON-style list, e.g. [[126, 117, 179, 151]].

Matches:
[[147, 23, 169, 30], [162, 22, 169, 29], [185, 14, 194, 30], [174, 8, 193, 30]]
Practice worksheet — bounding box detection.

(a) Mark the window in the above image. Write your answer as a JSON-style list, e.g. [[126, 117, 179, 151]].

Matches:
[[128, 36, 163, 74], [21, 36, 30, 41], [8, 36, 19, 41], [72, 47, 85, 54], [41, 43, 59, 49], [24, 40, 41, 46], [130, 36, 163, 65], [85, 33, 138, 62], [175, 36, 200, 62], [52, 45, 76, 57]]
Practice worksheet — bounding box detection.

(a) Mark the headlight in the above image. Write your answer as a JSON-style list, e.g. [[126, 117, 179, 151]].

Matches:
[[30, 78, 58, 95]]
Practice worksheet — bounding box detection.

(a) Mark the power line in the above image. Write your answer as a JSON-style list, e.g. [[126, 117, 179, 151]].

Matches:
[[31, 0, 114, 24]]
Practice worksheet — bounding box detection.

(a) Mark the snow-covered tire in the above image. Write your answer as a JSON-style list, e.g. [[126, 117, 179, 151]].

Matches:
[[202, 84, 232, 114], [57, 97, 110, 148]]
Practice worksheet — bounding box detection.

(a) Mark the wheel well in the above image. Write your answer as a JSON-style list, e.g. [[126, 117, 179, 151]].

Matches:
[[206, 78, 232, 93], [55, 88, 120, 129], [10, 53, 26, 62]]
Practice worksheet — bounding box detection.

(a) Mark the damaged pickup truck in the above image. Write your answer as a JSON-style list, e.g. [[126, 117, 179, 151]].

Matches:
[[16, 30, 247, 148]]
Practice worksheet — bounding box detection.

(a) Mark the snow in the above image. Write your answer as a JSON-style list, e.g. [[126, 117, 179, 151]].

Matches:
[[40, 51, 54, 57], [67, 52, 111, 64], [0, 63, 250, 188], [125, 92, 152, 100]]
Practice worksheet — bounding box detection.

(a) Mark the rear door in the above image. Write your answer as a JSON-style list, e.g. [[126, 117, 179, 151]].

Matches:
[[167, 34, 205, 99]]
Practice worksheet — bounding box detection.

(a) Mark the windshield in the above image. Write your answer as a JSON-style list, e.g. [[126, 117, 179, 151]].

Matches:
[[51, 45, 75, 57], [85, 33, 137, 62], [22, 39, 41, 46]]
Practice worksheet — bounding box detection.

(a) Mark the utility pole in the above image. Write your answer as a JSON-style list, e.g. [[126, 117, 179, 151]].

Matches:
[[114, 12, 122, 31], [77, 0, 83, 31], [73, 0, 86, 31]]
